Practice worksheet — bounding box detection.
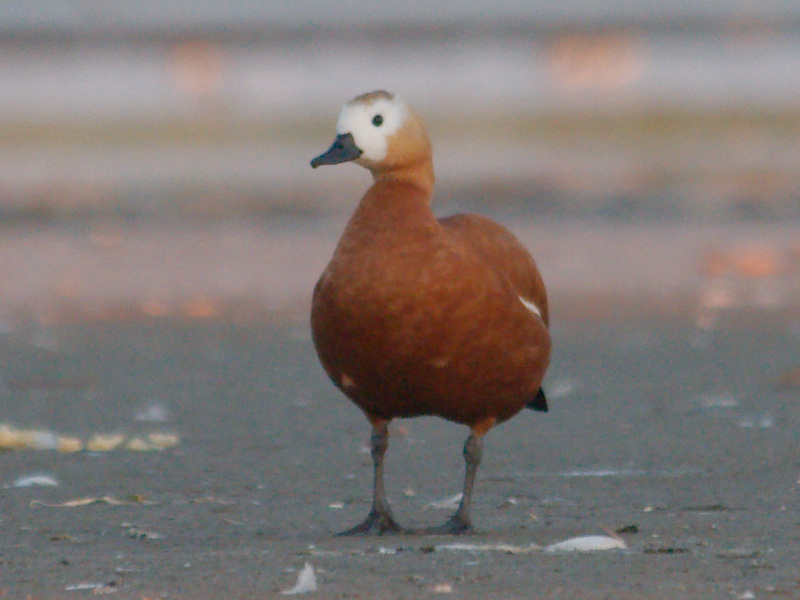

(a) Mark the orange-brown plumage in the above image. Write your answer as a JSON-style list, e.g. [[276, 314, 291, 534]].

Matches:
[[310, 90, 550, 534]]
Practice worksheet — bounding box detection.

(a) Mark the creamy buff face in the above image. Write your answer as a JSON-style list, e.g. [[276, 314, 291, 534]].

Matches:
[[335, 94, 408, 163]]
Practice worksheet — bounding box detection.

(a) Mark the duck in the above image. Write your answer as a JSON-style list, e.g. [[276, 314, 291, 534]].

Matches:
[[310, 90, 551, 535]]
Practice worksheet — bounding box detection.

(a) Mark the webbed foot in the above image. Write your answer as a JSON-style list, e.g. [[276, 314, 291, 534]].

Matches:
[[338, 509, 406, 536], [418, 513, 473, 535]]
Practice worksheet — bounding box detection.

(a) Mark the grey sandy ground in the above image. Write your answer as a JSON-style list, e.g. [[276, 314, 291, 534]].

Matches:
[[1, 303, 799, 599]]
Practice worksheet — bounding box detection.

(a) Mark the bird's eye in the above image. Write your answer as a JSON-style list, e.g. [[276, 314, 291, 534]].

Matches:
[[372, 114, 383, 127]]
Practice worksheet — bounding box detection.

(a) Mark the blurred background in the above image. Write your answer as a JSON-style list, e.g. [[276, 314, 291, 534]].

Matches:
[[5, 6, 800, 594], [2, 0, 800, 322]]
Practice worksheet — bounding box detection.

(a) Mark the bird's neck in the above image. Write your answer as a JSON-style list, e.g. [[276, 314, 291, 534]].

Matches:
[[371, 158, 435, 199], [340, 173, 440, 247]]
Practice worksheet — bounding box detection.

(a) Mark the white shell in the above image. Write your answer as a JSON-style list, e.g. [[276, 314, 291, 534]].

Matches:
[[12, 474, 60, 488], [281, 562, 318, 595], [544, 535, 627, 553]]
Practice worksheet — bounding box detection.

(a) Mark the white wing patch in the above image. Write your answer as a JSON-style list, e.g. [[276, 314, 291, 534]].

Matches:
[[518, 296, 542, 319]]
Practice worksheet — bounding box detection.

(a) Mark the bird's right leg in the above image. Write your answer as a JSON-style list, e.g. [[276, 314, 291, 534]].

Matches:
[[338, 416, 405, 535]]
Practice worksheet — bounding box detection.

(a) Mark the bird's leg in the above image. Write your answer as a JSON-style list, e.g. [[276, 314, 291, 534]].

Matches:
[[422, 418, 494, 535], [339, 417, 405, 535]]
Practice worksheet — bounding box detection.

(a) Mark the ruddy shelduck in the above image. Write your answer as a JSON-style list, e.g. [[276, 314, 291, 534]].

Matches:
[[310, 90, 551, 535]]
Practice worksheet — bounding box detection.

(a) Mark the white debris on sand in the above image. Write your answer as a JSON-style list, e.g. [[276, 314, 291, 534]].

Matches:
[[546, 378, 579, 399], [281, 562, 317, 595], [425, 493, 462, 510], [64, 581, 118, 594], [437, 535, 627, 555], [64, 582, 105, 591], [559, 467, 645, 478], [11, 474, 59, 488], [134, 402, 169, 423], [31, 495, 156, 508], [738, 414, 775, 429], [544, 535, 627, 553], [698, 393, 739, 409], [437, 542, 540, 554]]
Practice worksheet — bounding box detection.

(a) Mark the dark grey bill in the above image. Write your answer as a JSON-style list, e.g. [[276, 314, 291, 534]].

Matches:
[[310, 133, 363, 168]]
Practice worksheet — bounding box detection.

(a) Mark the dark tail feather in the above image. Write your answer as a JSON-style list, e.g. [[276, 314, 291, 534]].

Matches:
[[526, 387, 548, 412]]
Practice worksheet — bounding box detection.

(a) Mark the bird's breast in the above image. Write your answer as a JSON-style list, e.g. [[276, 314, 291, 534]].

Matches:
[[310, 237, 550, 424]]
